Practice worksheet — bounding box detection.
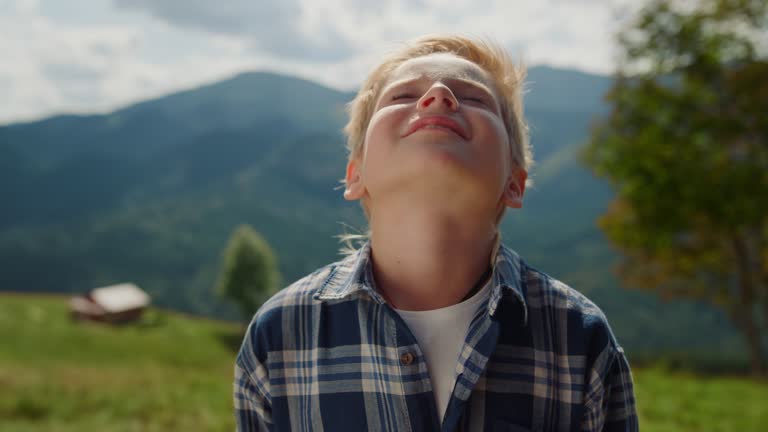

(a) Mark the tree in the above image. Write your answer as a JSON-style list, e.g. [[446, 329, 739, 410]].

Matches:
[[584, 0, 768, 374], [216, 224, 281, 321]]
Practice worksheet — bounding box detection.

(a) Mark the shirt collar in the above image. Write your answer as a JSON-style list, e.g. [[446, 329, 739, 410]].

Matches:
[[314, 241, 528, 325]]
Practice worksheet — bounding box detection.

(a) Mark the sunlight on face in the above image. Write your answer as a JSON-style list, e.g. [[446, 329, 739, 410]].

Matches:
[[375, 53, 502, 116], [345, 52, 514, 217]]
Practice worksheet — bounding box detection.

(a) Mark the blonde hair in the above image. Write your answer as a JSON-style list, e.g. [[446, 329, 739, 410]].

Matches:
[[338, 35, 532, 255]]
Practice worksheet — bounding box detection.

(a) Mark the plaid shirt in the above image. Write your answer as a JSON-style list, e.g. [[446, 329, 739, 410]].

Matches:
[[234, 242, 638, 431]]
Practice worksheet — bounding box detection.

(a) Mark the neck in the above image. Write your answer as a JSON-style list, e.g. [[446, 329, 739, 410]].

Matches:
[[368, 202, 498, 311]]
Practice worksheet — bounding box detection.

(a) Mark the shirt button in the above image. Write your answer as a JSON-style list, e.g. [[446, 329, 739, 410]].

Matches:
[[400, 352, 414, 365]]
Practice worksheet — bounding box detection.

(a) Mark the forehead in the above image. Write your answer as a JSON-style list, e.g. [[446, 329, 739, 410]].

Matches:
[[384, 53, 494, 89]]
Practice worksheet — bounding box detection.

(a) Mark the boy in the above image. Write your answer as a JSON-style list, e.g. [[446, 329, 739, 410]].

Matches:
[[234, 35, 638, 431]]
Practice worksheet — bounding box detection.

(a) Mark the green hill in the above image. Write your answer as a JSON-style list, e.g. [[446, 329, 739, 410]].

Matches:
[[1, 294, 766, 431], [0, 68, 746, 361]]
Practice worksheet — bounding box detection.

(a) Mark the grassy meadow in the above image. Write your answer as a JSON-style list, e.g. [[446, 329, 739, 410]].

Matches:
[[1, 294, 766, 431]]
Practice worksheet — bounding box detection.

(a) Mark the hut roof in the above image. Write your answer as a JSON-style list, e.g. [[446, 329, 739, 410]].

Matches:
[[89, 283, 151, 313]]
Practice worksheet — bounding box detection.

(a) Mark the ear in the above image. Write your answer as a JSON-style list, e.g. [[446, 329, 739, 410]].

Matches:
[[501, 168, 527, 209], [343, 158, 365, 201]]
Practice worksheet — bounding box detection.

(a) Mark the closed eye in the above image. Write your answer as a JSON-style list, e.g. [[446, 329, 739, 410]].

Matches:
[[392, 94, 416, 101], [461, 96, 486, 104]]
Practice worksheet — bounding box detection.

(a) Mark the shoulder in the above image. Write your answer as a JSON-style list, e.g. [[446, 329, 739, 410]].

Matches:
[[253, 252, 356, 325], [236, 254, 354, 364], [255, 263, 335, 317], [521, 262, 623, 355], [524, 264, 607, 323]]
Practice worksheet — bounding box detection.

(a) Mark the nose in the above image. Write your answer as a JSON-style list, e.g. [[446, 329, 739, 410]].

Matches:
[[417, 83, 458, 112]]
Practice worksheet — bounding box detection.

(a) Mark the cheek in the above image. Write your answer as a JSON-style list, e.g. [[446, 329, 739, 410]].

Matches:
[[362, 107, 407, 156], [476, 120, 512, 181], [475, 115, 510, 157]]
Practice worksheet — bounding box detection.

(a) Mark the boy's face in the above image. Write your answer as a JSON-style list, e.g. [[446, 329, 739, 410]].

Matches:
[[344, 53, 526, 218]]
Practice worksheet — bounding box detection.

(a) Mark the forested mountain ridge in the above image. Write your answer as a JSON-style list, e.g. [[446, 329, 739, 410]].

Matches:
[[0, 67, 744, 360]]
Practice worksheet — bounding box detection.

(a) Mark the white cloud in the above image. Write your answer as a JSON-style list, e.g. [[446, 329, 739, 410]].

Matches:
[[114, 0, 356, 61], [0, 0, 638, 124], [0, 0, 268, 123]]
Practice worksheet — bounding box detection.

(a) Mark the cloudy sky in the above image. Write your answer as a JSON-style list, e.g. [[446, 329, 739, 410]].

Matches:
[[1, 0, 638, 124]]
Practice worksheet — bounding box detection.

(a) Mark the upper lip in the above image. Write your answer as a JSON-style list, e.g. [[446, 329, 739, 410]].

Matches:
[[403, 116, 469, 140]]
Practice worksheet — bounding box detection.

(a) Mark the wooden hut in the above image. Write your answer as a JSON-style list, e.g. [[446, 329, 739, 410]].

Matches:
[[69, 283, 151, 323]]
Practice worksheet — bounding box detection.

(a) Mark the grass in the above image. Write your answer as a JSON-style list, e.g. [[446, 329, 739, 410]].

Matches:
[[633, 366, 767, 431], [0, 294, 241, 431], [1, 294, 766, 431]]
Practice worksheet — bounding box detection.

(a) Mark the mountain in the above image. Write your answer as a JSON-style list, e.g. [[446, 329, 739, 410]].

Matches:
[[0, 68, 746, 361]]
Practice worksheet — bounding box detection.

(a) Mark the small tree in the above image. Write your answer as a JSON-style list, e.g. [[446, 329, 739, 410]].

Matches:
[[584, 0, 767, 374], [216, 224, 281, 321]]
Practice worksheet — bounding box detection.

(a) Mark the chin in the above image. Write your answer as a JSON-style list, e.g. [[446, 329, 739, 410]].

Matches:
[[370, 146, 494, 196], [391, 131, 471, 165], [410, 156, 481, 192]]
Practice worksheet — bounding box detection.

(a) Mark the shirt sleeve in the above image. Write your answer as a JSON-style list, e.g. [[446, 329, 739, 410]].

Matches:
[[581, 346, 639, 432], [233, 324, 273, 432]]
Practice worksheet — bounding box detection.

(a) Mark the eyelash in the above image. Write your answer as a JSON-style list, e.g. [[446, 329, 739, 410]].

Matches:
[[392, 94, 415, 101], [391, 94, 485, 104]]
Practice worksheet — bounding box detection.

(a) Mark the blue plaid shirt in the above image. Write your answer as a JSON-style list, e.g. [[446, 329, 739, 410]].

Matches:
[[234, 242, 638, 431]]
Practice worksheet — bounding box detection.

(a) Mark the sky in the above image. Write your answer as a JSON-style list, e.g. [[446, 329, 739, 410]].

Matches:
[[0, 0, 639, 124]]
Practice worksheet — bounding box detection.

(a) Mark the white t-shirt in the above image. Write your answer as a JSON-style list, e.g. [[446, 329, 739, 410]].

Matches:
[[393, 280, 492, 424]]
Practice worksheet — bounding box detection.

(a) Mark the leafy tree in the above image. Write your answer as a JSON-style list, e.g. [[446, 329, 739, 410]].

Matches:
[[216, 224, 281, 321], [584, 0, 768, 374]]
